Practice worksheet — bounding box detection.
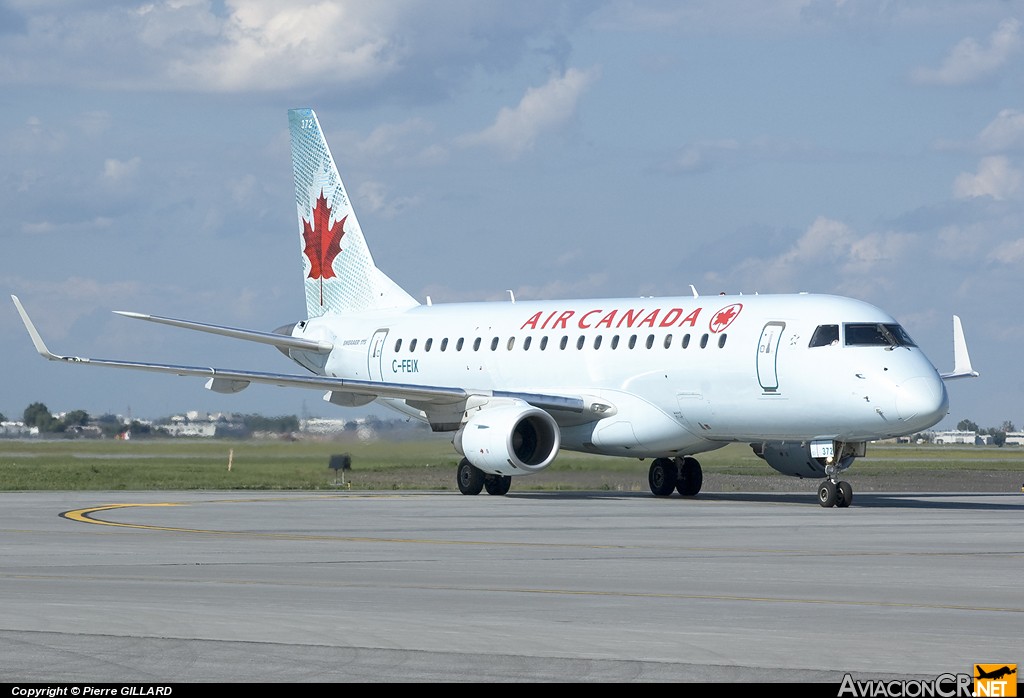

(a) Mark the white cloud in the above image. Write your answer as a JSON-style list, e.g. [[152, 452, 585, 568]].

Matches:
[[952, 156, 1022, 200], [975, 109, 1024, 153], [987, 237, 1024, 264], [354, 181, 421, 219], [707, 216, 927, 301], [911, 17, 1021, 86], [0, 2, 587, 95], [103, 156, 141, 181], [167, 1, 399, 91], [457, 67, 599, 158]]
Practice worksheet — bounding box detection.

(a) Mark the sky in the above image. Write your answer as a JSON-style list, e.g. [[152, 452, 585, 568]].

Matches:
[[1, 0, 1022, 430]]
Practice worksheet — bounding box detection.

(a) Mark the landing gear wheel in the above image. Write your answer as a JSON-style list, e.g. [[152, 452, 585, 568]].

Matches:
[[457, 458, 484, 495], [484, 474, 512, 496], [836, 481, 853, 508], [648, 458, 677, 497], [818, 480, 838, 508], [675, 456, 703, 497]]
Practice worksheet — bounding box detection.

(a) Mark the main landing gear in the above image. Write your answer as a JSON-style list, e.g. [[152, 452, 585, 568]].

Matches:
[[648, 456, 703, 497], [817, 479, 853, 508], [456, 458, 511, 496]]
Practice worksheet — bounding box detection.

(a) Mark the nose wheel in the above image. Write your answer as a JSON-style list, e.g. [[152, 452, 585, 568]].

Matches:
[[818, 479, 853, 508]]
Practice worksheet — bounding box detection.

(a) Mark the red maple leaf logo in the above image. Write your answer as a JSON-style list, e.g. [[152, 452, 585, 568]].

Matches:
[[302, 190, 347, 305], [709, 303, 742, 333]]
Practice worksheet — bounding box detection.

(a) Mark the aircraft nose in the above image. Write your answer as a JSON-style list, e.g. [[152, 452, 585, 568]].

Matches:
[[895, 374, 948, 430]]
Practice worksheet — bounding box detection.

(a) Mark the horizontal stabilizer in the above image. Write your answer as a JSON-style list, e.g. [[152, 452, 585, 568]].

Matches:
[[113, 311, 333, 353]]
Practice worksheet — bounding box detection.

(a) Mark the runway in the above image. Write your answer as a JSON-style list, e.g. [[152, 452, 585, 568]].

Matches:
[[1, 489, 1021, 683]]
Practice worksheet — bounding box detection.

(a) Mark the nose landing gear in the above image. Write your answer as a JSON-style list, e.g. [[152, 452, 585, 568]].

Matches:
[[818, 479, 853, 508], [818, 456, 853, 508]]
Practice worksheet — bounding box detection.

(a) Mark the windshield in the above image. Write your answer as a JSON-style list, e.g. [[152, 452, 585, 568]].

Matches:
[[809, 324, 840, 347], [844, 323, 917, 348]]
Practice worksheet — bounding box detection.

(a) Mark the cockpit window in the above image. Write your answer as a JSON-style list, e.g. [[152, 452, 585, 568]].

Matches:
[[844, 323, 917, 348], [809, 325, 839, 347]]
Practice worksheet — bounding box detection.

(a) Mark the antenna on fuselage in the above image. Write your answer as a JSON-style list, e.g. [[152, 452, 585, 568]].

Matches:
[[690, 285, 699, 298], [507, 290, 516, 303]]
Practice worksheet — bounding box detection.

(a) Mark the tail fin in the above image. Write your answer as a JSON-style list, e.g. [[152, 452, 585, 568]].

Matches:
[[288, 108, 419, 318]]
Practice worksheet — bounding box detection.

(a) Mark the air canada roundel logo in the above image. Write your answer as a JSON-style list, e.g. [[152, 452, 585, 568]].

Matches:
[[709, 303, 742, 333]]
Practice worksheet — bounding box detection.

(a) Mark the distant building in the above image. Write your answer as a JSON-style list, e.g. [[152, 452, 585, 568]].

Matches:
[[931, 430, 978, 445], [301, 418, 350, 434], [160, 422, 217, 437], [1005, 432, 1024, 446], [0, 421, 37, 437]]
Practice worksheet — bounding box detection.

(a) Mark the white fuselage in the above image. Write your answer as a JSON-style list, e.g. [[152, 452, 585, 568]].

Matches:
[[290, 292, 949, 459]]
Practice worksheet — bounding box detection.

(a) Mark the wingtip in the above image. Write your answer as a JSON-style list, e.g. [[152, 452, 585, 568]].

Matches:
[[943, 313, 978, 380], [10, 295, 58, 360]]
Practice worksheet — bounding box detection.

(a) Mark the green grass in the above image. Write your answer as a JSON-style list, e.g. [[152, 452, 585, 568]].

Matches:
[[0, 438, 1021, 491]]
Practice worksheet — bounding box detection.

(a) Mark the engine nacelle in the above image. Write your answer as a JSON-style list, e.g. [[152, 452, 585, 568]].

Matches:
[[454, 403, 560, 476], [750, 442, 827, 478]]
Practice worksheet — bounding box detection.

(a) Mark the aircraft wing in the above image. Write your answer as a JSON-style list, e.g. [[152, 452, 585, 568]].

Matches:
[[939, 315, 979, 380], [11, 296, 586, 418]]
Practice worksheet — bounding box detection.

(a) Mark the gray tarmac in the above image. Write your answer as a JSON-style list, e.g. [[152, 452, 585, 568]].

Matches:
[[1, 488, 1021, 683]]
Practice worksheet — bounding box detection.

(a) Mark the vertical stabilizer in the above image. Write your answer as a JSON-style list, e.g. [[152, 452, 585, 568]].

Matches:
[[289, 108, 419, 318]]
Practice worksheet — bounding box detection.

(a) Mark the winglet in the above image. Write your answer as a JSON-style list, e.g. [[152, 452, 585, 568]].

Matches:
[[940, 315, 979, 380], [11, 295, 62, 361]]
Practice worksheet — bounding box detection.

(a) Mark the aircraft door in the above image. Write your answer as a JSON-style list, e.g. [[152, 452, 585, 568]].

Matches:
[[368, 329, 389, 381], [757, 322, 785, 393]]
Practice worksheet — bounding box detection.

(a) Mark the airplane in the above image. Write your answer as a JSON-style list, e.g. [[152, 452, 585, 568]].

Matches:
[[11, 107, 979, 508], [975, 666, 1017, 681]]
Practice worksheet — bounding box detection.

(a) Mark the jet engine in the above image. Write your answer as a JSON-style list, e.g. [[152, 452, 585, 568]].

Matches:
[[454, 403, 560, 476], [750, 442, 827, 478]]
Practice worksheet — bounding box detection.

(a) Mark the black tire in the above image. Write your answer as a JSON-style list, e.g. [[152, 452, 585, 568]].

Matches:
[[836, 481, 853, 508], [457, 458, 484, 495], [675, 456, 703, 497], [648, 458, 677, 497], [818, 480, 837, 508], [484, 474, 512, 496]]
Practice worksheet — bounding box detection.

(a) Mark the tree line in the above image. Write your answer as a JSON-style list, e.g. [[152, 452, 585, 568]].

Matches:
[[9, 402, 301, 438], [952, 419, 1017, 447]]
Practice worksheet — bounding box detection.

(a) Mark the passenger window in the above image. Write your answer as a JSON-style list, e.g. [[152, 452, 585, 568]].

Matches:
[[560, 336, 568, 350], [507, 337, 515, 350], [593, 335, 602, 350], [809, 324, 840, 347], [394, 338, 403, 352], [523, 336, 532, 351], [611, 335, 619, 349], [700, 334, 708, 348], [628, 335, 637, 349], [440, 338, 448, 352], [663, 334, 672, 349], [456, 337, 464, 351], [540, 336, 548, 350], [424, 338, 432, 352], [490, 337, 499, 351], [645, 334, 654, 349], [718, 334, 727, 348], [409, 338, 418, 352], [473, 338, 481, 351], [576, 335, 585, 350], [682, 334, 690, 349]]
